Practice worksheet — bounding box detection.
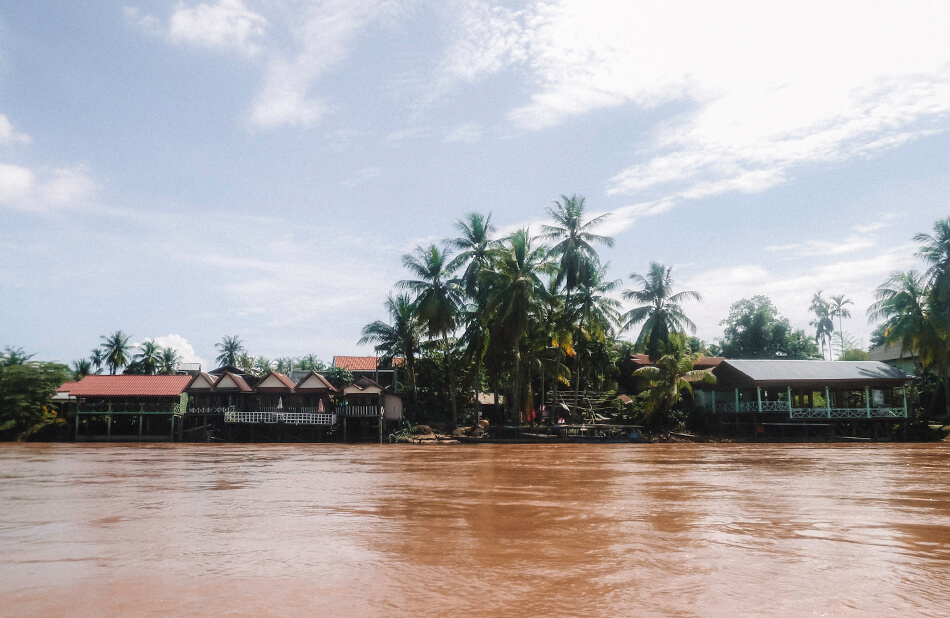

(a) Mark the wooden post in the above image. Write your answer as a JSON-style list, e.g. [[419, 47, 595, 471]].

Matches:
[[74, 414, 79, 441], [865, 387, 871, 418], [379, 415, 383, 444], [139, 415, 143, 440], [787, 387, 793, 415], [169, 415, 175, 441], [903, 387, 908, 418], [107, 414, 112, 439], [711, 390, 716, 413], [343, 416, 347, 442], [756, 387, 762, 413], [825, 387, 831, 418]]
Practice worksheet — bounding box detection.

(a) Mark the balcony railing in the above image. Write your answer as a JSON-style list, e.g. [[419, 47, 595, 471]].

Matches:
[[224, 410, 337, 425], [77, 402, 177, 415], [709, 403, 906, 419], [338, 405, 383, 417]]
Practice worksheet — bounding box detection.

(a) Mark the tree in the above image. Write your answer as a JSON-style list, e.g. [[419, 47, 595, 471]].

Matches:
[[1, 346, 34, 366], [253, 357, 273, 376], [632, 333, 716, 419], [159, 347, 182, 374], [718, 296, 820, 359], [399, 244, 461, 426], [359, 293, 421, 403], [295, 354, 325, 372], [324, 366, 353, 390], [570, 263, 621, 410], [89, 348, 105, 374], [70, 359, 92, 380], [274, 358, 294, 374], [133, 340, 162, 375], [541, 195, 613, 295], [915, 217, 950, 305], [0, 360, 72, 439], [829, 294, 853, 358], [100, 331, 132, 375], [216, 335, 245, 368], [237, 353, 255, 374], [622, 262, 701, 359], [482, 229, 553, 422], [809, 291, 834, 360]]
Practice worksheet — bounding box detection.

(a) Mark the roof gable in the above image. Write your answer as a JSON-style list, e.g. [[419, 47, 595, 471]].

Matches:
[[214, 372, 251, 392], [257, 372, 295, 390], [187, 372, 216, 390], [294, 371, 337, 392]]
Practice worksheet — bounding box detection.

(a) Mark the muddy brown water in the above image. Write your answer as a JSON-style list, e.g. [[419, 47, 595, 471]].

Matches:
[[1, 443, 948, 616]]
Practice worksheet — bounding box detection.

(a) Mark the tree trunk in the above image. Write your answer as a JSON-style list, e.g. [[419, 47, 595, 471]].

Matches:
[[512, 346, 521, 425], [443, 333, 458, 428]]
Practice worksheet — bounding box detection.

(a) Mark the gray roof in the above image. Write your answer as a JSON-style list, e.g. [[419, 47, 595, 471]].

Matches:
[[721, 360, 913, 383], [868, 343, 917, 363]]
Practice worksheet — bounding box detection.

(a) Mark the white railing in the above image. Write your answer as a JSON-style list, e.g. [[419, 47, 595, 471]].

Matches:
[[712, 403, 906, 418], [187, 406, 237, 415], [339, 405, 382, 417], [224, 410, 336, 425]]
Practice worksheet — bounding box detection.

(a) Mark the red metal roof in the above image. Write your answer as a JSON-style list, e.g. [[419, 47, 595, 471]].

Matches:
[[58, 375, 192, 397]]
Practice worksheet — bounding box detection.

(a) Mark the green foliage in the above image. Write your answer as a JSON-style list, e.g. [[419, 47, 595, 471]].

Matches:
[[2, 346, 35, 366], [718, 295, 821, 359], [100, 330, 132, 375], [632, 333, 716, 418], [216, 335, 245, 368], [840, 348, 871, 361], [0, 360, 71, 440], [323, 366, 353, 390], [622, 262, 701, 359]]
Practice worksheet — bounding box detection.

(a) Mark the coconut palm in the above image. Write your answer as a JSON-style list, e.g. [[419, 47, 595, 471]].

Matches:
[[621, 263, 701, 359], [274, 358, 294, 374], [570, 264, 622, 411], [253, 357, 273, 376], [398, 244, 461, 425], [133, 340, 163, 375], [70, 358, 92, 380], [89, 348, 105, 373], [215, 335, 245, 368], [483, 229, 554, 422], [159, 347, 182, 374], [100, 331, 132, 375], [633, 333, 717, 419], [915, 217, 950, 305], [295, 354, 324, 372], [359, 293, 421, 403], [541, 195, 613, 296], [809, 291, 834, 360], [829, 294, 853, 359], [236, 353, 255, 374]]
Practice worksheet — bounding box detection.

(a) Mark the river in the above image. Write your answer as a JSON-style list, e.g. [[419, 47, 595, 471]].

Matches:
[[1, 443, 948, 616]]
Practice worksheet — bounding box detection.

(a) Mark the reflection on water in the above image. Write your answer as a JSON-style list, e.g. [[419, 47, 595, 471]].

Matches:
[[1, 443, 948, 616]]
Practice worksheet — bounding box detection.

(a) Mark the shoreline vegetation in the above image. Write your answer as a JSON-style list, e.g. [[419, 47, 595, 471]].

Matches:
[[3, 198, 950, 443]]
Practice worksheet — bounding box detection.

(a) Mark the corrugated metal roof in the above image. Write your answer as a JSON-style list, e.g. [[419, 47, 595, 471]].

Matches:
[[722, 360, 912, 382], [868, 343, 917, 363], [58, 375, 192, 397]]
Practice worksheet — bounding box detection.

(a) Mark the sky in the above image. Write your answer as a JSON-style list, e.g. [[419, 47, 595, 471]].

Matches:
[[1, 0, 949, 369]]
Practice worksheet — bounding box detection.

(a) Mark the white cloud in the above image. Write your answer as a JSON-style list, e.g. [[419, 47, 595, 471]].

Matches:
[[765, 236, 877, 257], [149, 334, 209, 369], [0, 164, 35, 203], [0, 164, 96, 212], [386, 126, 431, 141], [0, 114, 31, 145], [248, 0, 391, 129], [439, 1, 950, 210], [126, 1, 266, 56], [444, 123, 481, 143]]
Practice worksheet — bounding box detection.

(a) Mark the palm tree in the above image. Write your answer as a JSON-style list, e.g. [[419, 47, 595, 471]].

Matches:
[[70, 358, 92, 380], [134, 340, 163, 375], [570, 263, 622, 412], [829, 294, 853, 359], [89, 348, 105, 374], [253, 357, 273, 376], [215, 335, 245, 368], [398, 244, 462, 426], [447, 212, 497, 414], [237, 353, 255, 374], [541, 195, 613, 296], [159, 347, 182, 374], [632, 333, 717, 420], [100, 331, 132, 375], [274, 358, 294, 374], [867, 270, 948, 418], [621, 262, 701, 359], [359, 293, 421, 403], [295, 354, 324, 372], [483, 229, 553, 422], [809, 291, 834, 360], [916, 217, 950, 305]]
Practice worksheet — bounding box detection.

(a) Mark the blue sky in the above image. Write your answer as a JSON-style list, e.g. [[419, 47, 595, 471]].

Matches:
[[1, 0, 949, 368]]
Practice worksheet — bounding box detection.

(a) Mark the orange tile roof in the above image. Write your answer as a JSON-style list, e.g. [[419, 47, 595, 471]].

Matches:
[[58, 375, 192, 397], [333, 356, 382, 371]]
